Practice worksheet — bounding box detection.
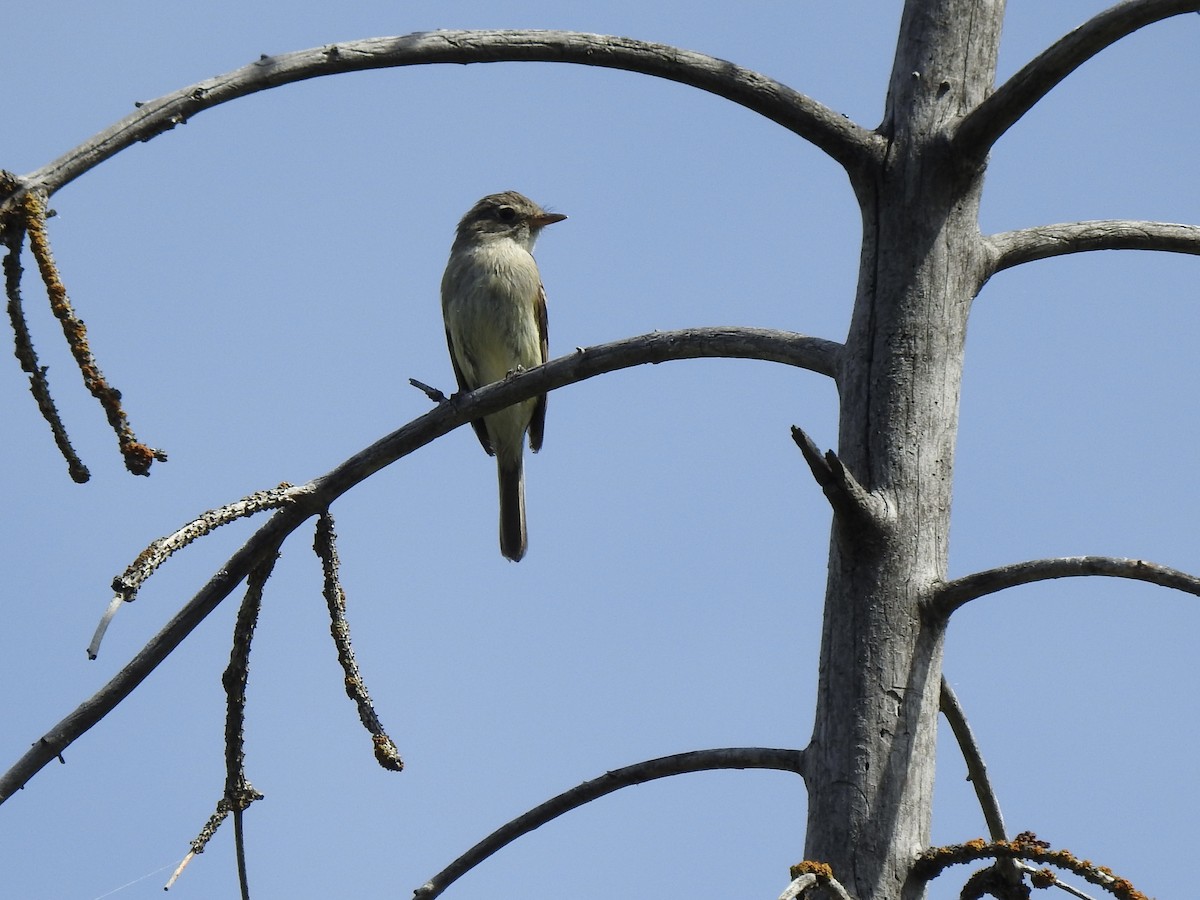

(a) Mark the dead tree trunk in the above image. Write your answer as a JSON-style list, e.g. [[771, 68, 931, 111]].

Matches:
[[803, 4, 1003, 898]]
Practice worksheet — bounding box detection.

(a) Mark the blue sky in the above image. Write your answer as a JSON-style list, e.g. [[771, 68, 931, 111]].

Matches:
[[2, 3, 1197, 898]]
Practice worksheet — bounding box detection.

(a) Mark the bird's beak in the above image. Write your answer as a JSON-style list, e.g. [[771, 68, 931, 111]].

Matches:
[[533, 212, 567, 227]]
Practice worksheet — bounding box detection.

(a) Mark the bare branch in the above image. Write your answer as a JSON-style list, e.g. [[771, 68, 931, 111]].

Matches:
[[6, 31, 881, 210], [413, 748, 806, 900], [955, 0, 1200, 158], [927, 556, 1200, 620], [939, 678, 1006, 842], [986, 220, 1200, 274], [790, 426, 887, 534], [0, 326, 835, 805]]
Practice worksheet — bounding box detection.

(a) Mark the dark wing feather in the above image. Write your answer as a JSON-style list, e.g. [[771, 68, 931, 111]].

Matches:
[[445, 325, 494, 456], [528, 281, 549, 453]]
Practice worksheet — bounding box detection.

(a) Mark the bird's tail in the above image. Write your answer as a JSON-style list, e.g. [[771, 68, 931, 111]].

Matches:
[[497, 457, 527, 562]]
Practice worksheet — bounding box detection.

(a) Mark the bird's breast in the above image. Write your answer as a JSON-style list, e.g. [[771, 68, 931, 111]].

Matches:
[[442, 240, 545, 388]]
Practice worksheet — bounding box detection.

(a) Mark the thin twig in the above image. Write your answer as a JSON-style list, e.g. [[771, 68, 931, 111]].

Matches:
[[1016, 862, 1101, 900], [163, 850, 195, 890], [938, 677, 1005, 841], [413, 747, 805, 900], [233, 807, 251, 900], [408, 378, 447, 403], [939, 677, 1026, 896], [313, 511, 403, 772], [927, 555, 1200, 620]]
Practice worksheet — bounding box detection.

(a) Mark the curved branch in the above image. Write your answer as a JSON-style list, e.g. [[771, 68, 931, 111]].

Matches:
[[986, 220, 1200, 274], [927, 555, 1200, 620], [413, 747, 807, 900], [0, 326, 837, 804], [912, 833, 1150, 900], [6, 30, 880, 209], [955, 0, 1200, 158]]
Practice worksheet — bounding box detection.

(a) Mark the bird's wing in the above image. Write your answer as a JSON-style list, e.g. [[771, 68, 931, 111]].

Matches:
[[445, 325, 494, 456], [528, 280, 549, 453]]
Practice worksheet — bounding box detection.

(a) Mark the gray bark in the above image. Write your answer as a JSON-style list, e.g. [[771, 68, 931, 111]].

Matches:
[[802, 3, 1003, 898]]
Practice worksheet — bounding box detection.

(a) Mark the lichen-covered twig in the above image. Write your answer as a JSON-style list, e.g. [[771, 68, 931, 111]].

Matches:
[[21, 191, 165, 475], [111, 485, 299, 601], [911, 832, 1150, 900], [1, 196, 90, 482], [165, 556, 275, 894], [88, 484, 299, 659], [314, 511, 403, 772]]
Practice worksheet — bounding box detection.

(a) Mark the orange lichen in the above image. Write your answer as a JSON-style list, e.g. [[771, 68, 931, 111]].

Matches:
[[789, 860, 835, 880], [913, 834, 1150, 900], [21, 191, 165, 476]]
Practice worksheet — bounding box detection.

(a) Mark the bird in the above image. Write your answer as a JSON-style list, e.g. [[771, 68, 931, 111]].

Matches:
[[440, 191, 566, 561]]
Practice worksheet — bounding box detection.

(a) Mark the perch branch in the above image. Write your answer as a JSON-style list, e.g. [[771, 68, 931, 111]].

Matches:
[[955, 0, 1200, 157], [927, 555, 1200, 620], [6, 31, 880, 211], [413, 747, 806, 900], [986, 220, 1200, 275], [0, 326, 836, 805]]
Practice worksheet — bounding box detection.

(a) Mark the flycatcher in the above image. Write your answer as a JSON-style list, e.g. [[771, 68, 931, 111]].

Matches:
[[441, 191, 566, 561]]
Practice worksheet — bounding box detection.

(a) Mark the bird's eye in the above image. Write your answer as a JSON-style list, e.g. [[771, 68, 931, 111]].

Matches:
[[496, 206, 517, 222]]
